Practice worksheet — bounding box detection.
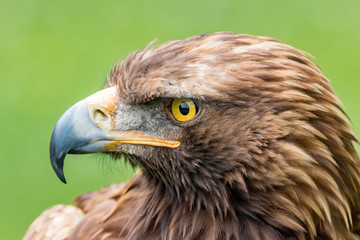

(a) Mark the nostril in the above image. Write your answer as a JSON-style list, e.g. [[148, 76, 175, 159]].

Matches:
[[88, 106, 113, 130], [93, 108, 109, 124]]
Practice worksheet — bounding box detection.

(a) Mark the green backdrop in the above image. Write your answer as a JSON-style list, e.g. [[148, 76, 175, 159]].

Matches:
[[1, 0, 359, 239]]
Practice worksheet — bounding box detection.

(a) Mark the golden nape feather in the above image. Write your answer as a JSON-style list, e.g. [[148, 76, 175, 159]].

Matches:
[[25, 32, 360, 240]]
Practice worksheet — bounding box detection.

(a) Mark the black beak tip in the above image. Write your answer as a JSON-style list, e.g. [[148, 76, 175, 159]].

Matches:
[[50, 127, 68, 184], [50, 155, 67, 184]]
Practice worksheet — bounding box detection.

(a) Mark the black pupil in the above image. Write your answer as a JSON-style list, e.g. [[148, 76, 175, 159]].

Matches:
[[179, 102, 189, 115]]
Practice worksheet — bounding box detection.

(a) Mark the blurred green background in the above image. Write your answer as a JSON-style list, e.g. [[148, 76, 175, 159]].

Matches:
[[1, 0, 360, 239]]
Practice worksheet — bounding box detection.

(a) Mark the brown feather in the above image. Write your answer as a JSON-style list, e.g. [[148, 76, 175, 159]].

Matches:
[[27, 32, 360, 239]]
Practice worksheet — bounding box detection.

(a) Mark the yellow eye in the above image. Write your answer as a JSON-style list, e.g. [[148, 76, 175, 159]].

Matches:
[[168, 98, 199, 122]]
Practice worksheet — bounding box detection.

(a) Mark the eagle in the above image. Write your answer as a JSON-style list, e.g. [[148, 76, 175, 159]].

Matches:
[[25, 32, 360, 240]]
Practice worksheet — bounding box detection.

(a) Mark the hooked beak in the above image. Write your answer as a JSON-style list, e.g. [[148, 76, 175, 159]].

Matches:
[[50, 87, 180, 183]]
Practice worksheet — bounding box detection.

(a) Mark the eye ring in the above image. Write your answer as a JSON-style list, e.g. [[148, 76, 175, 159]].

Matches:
[[165, 98, 200, 123]]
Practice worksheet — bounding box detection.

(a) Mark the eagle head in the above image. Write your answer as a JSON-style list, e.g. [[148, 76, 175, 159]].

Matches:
[[49, 32, 360, 239]]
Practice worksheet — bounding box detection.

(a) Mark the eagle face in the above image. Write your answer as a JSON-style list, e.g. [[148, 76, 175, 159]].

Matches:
[[48, 32, 360, 239]]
